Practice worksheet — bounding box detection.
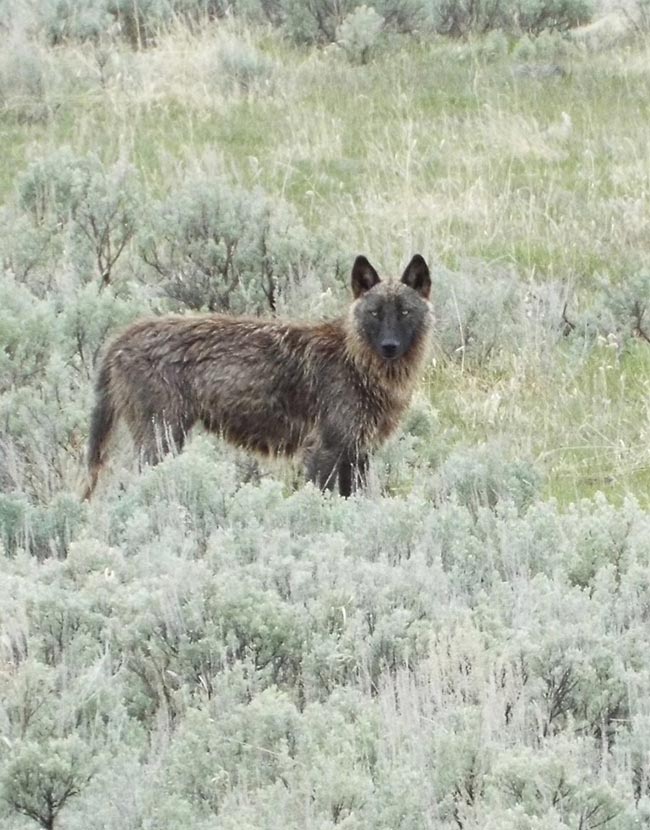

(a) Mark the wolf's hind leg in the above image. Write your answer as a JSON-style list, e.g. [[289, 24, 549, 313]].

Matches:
[[133, 417, 189, 470]]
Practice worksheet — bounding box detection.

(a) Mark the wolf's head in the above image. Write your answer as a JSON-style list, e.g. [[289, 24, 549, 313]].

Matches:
[[350, 254, 432, 363]]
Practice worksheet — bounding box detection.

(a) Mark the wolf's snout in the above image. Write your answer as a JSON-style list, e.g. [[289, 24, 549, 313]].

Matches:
[[380, 340, 400, 359]]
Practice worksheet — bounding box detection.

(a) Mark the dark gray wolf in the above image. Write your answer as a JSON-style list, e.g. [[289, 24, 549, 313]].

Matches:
[[84, 254, 433, 499]]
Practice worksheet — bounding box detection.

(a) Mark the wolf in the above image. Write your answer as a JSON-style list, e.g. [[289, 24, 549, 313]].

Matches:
[[84, 254, 433, 499]]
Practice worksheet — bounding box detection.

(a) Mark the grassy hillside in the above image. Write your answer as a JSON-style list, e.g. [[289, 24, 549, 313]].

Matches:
[[2, 14, 650, 830], [3, 22, 650, 501]]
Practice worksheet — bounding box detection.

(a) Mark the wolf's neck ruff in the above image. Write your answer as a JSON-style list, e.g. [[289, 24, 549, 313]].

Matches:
[[342, 312, 432, 448]]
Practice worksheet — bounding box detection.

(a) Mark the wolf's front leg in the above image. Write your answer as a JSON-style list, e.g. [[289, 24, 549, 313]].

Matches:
[[337, 450, 368, 498], [305, 444, 340, 492], [305, 444, 368, 497]]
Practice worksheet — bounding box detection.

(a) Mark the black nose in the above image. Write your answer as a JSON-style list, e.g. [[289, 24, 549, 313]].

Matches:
[[380, 341, 400, 359]]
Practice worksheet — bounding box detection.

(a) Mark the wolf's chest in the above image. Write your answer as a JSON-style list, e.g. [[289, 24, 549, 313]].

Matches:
[[361, 381, 413, 446]]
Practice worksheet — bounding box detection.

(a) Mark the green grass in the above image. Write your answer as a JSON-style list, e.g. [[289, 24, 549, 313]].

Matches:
[[429, 340, 650, 506]]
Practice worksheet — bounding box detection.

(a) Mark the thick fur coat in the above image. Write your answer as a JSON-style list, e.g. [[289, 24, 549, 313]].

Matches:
[[85, 254, 433, 498]]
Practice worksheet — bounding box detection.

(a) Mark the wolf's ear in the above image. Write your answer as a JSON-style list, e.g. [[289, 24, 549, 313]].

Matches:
[[351, 255, 381, 298], [401, 254, 431, 299]]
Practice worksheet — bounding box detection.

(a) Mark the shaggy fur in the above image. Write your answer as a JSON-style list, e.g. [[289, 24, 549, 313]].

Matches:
[[84, 254, 433, 499]]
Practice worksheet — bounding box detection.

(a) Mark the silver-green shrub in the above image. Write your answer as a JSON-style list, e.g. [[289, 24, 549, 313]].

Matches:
[[3, 457, 650, 827], [0, 40, 54, 124], [435, 443, 543, 515], [1, 737, 94, 828], [429, 0, 591, 35], [214, 36, 275, 91], [281, 0, 428, 43], [0, 0, 591, 43], [0, 268, 144, 502], [16, 149, 142, 289], [336, 5, 385, 64], [434, 262, 568, 367], [140, 160, 342, 314]]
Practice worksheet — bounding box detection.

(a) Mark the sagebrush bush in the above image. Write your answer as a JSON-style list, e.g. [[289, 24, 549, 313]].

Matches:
[[0, 40, 53, 123], [371, 392, 443, 494], [430, 0, 591, 36], [40, 0, 113, 44], [0, 266, 144, 503], [3, 462, 650, 827], [1, 736, 94, 828], [140, 159, 342, 314], [512, 32, 539, 59], [478, 27, 509, 60], [559, 272, 650, 350], [434, 263, 567, 367], [214, 35, 275, 91], [530, 27, 577, 58], [599, 272, 650, 344], [0, 493, 86, 559], [17, 149, 142, 288], [0, 276, 58, 388], [435, 443, 543, 514], [516, 0, 591, 33], [280, 0, 427, 43], [336, 5, 385, 63], [280, 0, 361, 44], [0, 209, 58, 289], [0, 0, 591, 47]]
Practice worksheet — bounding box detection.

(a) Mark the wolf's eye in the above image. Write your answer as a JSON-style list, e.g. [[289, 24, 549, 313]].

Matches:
[[401, 309, 410, 316], [370, 310, 379, 318]]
